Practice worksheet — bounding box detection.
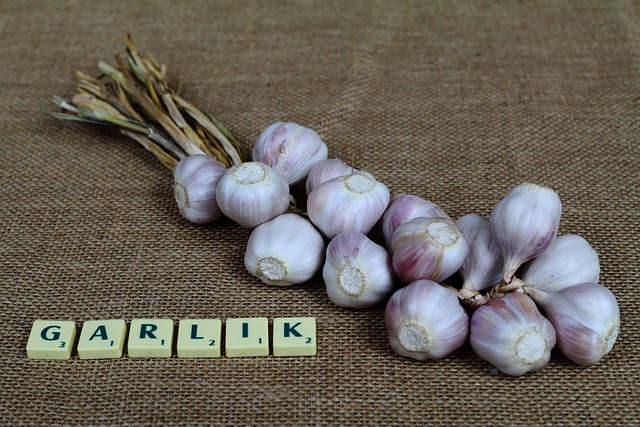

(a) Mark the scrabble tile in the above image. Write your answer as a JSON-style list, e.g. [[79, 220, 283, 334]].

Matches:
[[177, 319, 222, 358], [26, 320, 77, 360], [272, 317, 316, 357], [127, 319, 174, 358], [77, 319, 127, 360], [225, 317, 269, 357]]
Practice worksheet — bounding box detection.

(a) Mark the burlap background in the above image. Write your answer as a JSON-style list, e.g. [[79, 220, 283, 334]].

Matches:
[[1, 1, 638, 425]]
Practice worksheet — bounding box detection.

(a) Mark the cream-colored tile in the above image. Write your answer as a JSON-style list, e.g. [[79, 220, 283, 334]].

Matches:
[[26, 320, 76, 360], [177, 319, 222, 358], [127, 319, 174, 358], [77, 319, 127, 359], [225, 317, 269, 357], [272, 317, 316, 357]]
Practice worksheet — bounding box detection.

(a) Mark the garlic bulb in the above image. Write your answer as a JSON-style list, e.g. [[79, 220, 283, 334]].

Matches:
[[391, 217, 468, 283], [307, 171, 390, 239], [470, 292, 556, 376], [244, 213, 325, 286], [305, 158, 356, 196], [381, 194, 451, 249], [216, 161, 290, 228], [173, 154, 227, 224], [456, 213, 503, 292], [252, 122, 328, 185], [490, 183, 562, 283], [522, 234, 600, 293], [323, 231, 394, 308], [385, 279, 469, 360], [527, 283, 620, 365]]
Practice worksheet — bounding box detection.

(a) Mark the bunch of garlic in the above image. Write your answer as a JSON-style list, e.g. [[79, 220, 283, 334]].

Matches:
[[463, 183, 619, 375], [171, 121, 620, 378], [380, 182, 619, 376]]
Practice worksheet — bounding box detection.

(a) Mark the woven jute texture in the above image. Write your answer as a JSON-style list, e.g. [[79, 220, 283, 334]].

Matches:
[[1, 1, 638, 425]]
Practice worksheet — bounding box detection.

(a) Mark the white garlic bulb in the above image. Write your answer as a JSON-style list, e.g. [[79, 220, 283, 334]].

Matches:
[[252, 122, 328, 185], [307, 171, 390, 239], [173, 154, 227, 224], [244, 213, 325, 286], [305, 158, 356, 196], [216, 161, 290, 228], [381, 194, 451, 249], [522, 234, 600, 293], [385, 279, 469, 360], [490, 183, 562, 283], [456, 213, 503, 292], [323, 231, 394, 308], [391, 217, 469, 283], [527, 283, 620, 365], [470, 292, 556, 376]]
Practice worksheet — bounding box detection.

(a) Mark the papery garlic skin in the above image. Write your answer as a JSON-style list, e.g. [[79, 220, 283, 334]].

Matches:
[[522, 234, 600, 293], [527, 283, 620, 365], [305, 158, 356, 196], [216, 161, 290, 228], [323, 231, 394, 308], [244, 214, 325, 286], [456, 214, 503, 292], [391, 217, 469, 283], [490, 183, 562, 283], [470, 292, 556, 376], [385, 279, 469, 360], [382, 194, 451, 249], [173, 155, 227, 224], [252, 122, 328, 185], [307, 171, 390, 239]]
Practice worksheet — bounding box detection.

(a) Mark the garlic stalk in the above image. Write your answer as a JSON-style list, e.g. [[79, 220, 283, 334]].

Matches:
[[216, 162, 290, 228], [456, 213, 503, 292], [381, 194, 451, 249], [244, 213, 325, 286], [470, 292, 556, 376], [522, 234, 600, 293], [490, 183, 562, 283], [173, 155, 226, 224], [51, 35, 245, 170], [391, 217, 468, 283], [305, 158, 356, 196], [527, 283, 620, 365], [253, 122, 328, 185], [307, 171, 390, 239], [323, 231, 394, 308], [385, 279, 469, 360]]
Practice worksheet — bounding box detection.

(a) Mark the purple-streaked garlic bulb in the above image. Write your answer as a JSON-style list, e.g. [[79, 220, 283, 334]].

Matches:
[[323, 231, 394, 308], [307, 171, 390, 239], [527, 283, 620, 365], [522, 234, 600, 293], [216, 161, 290, 228], [381, 194, 451, 249], [244, 213, 325, 286], [470, 292, 556, 376], [173, 154, 226, 224], [490, 182, 562, 283], [456, 213, 503, 292], [305, 158, 356, 196], [385, 279, 469, 360], [391, 217, 468, 283], [252, 122, 328, 185]]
